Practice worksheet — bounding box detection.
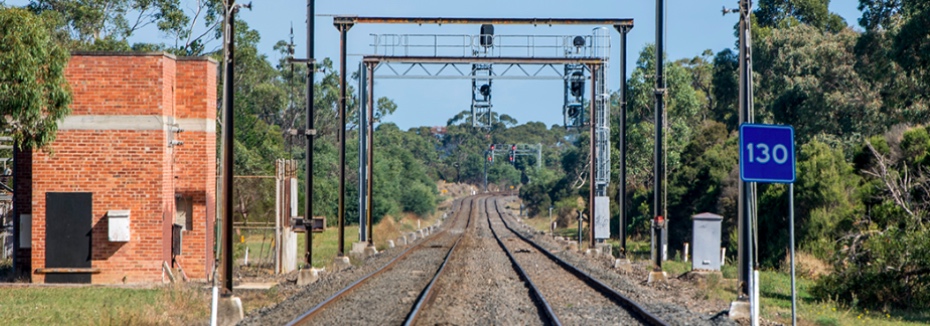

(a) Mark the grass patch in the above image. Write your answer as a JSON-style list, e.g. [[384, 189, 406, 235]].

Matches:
[[237, 209, 448, 269], [611, 240, 927, 325], [0, 285, 209, 325], [522, 215, 554, 233]]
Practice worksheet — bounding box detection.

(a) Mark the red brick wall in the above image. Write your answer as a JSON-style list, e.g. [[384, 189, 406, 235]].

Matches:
[[174, 58, 217, 280], [14, 53, 217, 284]]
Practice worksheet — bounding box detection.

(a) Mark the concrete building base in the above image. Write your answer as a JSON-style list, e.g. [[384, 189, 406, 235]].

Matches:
[[647, 271, 668, 284], [297, 268, 321, 286], [728, 299, 751, 320], [333, 256, 351, 271], [217, 295, 244, 326]]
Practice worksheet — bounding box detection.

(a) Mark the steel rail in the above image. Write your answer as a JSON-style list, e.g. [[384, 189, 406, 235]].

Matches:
[[400, 197, 475, 326], [484, 197, 562, 326], [285, 196, 477, 326], [490, 197, 671, 326]]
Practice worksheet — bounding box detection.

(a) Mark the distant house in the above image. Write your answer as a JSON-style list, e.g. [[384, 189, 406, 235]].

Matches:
[[13, 52, 217, 284], [429, 126, 447, 138]]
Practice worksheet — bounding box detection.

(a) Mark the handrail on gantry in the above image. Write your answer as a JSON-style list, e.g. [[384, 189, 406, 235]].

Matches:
[[362, 56, 605, 65], [334, 16, 633, 27]]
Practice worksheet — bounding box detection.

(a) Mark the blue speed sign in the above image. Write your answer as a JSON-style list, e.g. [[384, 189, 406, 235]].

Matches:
[[740, 124, 795, 183]]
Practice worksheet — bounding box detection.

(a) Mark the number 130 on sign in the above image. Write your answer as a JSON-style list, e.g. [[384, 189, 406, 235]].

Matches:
[[740, 124, 796, 184]]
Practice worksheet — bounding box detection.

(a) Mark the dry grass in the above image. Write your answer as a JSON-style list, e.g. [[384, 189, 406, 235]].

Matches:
[[373, 214, 402, 250], [0, 284, 211, 325], [783, 251, 831, 280]]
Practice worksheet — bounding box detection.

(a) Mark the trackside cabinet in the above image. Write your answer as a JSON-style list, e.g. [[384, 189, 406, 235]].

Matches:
[[692, 212, 723, 271]]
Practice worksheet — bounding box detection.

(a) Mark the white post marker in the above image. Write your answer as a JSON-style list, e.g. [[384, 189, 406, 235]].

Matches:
[[790, 184, 797, 326]]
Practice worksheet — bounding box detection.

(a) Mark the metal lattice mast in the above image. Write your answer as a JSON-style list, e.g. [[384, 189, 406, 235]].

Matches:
[[593, 27, 611, 197]]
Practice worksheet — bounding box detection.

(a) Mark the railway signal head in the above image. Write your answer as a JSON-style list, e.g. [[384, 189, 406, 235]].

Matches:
[[568, 106, 580, 118], [479, 84, 491, 97], [570, 71, 584, 97], [479, 24, 494, 47]]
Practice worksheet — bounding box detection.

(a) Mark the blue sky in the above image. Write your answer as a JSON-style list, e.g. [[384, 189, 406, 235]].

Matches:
[[238, 0, 862, 130], [6, 0, 862, 130]]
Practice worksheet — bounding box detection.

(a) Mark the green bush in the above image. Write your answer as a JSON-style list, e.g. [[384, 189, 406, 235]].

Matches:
[[401, 182, 437, 217]]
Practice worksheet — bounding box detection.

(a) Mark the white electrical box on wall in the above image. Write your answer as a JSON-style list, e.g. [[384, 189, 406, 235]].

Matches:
[[108, 210, 131, 242]]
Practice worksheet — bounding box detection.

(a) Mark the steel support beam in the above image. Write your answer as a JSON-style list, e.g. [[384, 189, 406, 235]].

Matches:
[[615, 24, 631, 256], [363, 56, 605, 65], [589, 63, 598, 249], [358, 62, 368, 243], [304, 0, 315, 267], [335, 16, 633, 27], [335, 21, 353, 257], [737, 0, 755, 301], [366, 62, 375, 245], [653, 0, 666, 272]]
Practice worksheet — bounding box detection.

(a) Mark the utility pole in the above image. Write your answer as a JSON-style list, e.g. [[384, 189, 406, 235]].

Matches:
[[219, 0, 237, 295], [738, 0, 756, 317], [615, 24, 631, 257], [334, 21, 353, 257], [723, 0, 756, 320], [650, 0, 667, 281], [304, 0, 315, 268]]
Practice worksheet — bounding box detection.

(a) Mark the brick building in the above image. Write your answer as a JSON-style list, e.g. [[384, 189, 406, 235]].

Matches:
[[13, 52, 217, 284]]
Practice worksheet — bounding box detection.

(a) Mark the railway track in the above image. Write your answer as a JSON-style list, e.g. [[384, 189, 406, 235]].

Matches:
[[484, 196, 670, 326], [284, 196, 477, 325], [257, 194, 678, 325]]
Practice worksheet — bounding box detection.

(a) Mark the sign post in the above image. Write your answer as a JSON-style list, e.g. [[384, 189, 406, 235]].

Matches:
[[739, 123, 796, 326]]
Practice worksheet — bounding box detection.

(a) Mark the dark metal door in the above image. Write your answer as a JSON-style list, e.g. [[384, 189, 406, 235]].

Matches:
[[45, 192, 93, 283]]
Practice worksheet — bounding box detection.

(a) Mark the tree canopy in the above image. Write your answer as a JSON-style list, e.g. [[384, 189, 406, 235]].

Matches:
[[0, 7, 72, 149]]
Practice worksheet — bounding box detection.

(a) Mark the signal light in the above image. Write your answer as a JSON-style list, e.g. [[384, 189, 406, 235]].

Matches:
[[511, 144, 516, 151], [570, 71, 584, 97], [490, 144, 495, 151], [573, 36, 585, 48], [568, 106, 580, 118], [479, 84, 491, 97], [479, 24, 494, 47]]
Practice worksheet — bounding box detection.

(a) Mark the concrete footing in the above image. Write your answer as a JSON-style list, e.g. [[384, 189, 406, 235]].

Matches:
[[408, 232, 418, 241], [364, 245, 378, 257], [297, 268, 321, 286], [613, 258, 632, 269], [398, 236, 407, 246], [647, 270, 668, 284], [217, 295, 244, 326], [387, 240, 395, 248], [333, 256, 351, 271], [350, 242, 367, 255], [596, 243, 613, 258], [728, 300, 751, 320]]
